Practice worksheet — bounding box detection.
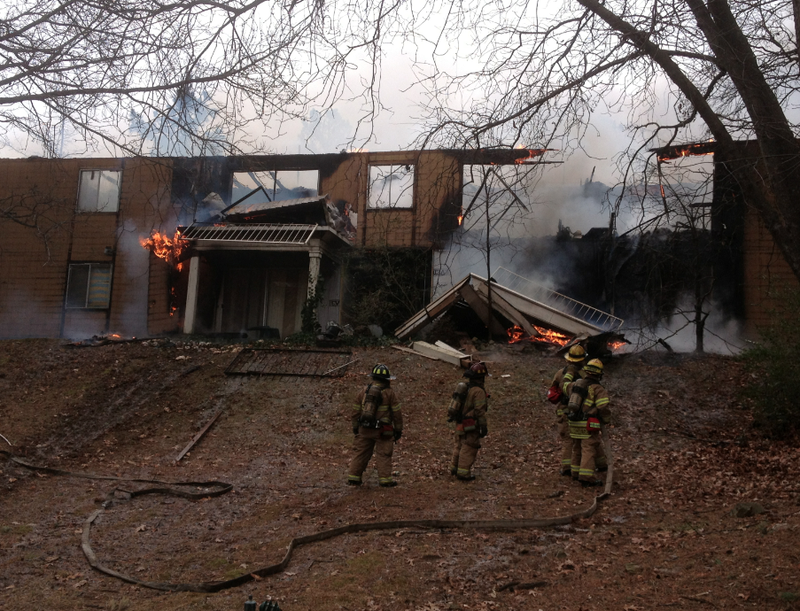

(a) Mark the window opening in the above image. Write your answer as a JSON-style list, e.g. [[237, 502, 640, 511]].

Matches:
[[368, 165, 414, 209], [232, 170, 319, 205], [65, 263, 113, 309]]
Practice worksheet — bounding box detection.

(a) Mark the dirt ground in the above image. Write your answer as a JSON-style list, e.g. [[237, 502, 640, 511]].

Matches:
[[1, 337, 799, 611]]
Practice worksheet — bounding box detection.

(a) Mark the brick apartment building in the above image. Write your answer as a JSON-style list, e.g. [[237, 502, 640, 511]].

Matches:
[[0, 146, 795, 340], [0, 149, 535, 339]]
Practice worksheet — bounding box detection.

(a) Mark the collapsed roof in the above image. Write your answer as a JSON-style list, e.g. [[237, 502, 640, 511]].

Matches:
[[395, 267, 623, 340]]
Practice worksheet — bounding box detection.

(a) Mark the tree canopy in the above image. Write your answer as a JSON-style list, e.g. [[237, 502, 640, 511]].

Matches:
[[2, 0, 800, 279]]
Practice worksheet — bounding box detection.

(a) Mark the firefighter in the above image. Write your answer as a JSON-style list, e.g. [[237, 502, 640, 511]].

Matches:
[[347, 364, 403, 487], [567, 358, 611, 487], [450, 361, 489, 482], [549, 344, 587, 476]]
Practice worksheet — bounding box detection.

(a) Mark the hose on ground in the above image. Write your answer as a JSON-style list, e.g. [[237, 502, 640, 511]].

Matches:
[[3, 437, 613, 594]]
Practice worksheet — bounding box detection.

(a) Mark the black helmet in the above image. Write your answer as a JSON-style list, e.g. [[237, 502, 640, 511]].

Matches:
[[371, 363, 395, 380], [463, 361, 489, 378]]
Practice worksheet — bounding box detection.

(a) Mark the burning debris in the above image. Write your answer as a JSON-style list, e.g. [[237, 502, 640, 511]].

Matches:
[[66, 333, 137, 348], [506, 324, 571, 347], [655, 141, 715, 163], [514, 148, 554, 164], [396, 269, 624, 351], [506, 324, 630, 360]]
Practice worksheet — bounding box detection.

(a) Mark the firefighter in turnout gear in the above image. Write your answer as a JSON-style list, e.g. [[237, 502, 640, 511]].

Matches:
[[347, 364, 403, 487], [450, 361, 489, 482], [567, 358, 611, 487], [549, 344, 587, 476]]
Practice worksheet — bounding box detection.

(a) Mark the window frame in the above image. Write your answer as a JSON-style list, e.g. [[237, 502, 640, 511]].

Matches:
[[231, 169, 320, 204], [65, 263, 114, 309], [367, 164, 415, 209], [77, 169, 121, 213]]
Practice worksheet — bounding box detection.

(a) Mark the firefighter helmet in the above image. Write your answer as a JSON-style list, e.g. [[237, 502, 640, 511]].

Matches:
[[565, 344, 587, 363], [464, 361, 489, 378], [583, 358, 604, 377], [371, 363, 396, 380]]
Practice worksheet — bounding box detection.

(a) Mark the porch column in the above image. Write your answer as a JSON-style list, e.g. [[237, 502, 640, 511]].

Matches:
[[308, 246, 322, 300], [183, 255, 200, 334]]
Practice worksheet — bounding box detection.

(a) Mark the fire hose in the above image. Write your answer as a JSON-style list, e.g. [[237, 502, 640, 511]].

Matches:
[[2, 436, 613, 594]]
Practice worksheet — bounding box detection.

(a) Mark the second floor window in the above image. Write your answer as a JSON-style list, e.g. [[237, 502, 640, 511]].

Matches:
[[368, 165, 414, 209], [77, 170, 121, 213]]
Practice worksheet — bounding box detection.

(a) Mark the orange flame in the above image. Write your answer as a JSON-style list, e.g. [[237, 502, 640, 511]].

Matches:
[[514, 149, 551, 164], [657, 142, 715, 162], [457, 214, 463, 226], [506, 325, 570, 346], [139, 230, 186, 267], [507, 325, 525, 343], [608, 340, 627, 351]]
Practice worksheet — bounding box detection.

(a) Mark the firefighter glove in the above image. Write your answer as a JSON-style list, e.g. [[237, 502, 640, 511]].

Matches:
[[393, 430, 403, 442], [478, 424, 488, 438]]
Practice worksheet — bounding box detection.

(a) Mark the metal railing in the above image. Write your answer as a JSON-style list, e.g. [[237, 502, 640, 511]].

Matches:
[[492, 267, 623, 331]]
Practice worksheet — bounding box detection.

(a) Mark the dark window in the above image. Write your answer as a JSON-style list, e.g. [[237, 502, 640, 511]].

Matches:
[[65, 263, 113, 309]]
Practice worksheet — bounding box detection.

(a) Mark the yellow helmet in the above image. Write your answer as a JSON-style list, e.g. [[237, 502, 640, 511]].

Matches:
[[565, 344, 587, 363], [583, 358, 604, 376]]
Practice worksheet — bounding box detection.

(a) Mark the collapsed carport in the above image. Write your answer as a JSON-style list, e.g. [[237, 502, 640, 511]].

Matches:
[[395, 267, 625, 355]]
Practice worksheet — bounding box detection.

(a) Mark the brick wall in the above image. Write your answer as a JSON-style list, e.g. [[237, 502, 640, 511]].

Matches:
[[0, 157, 176, 339], [0, 158, 80, 337], [742, 204, 800, 336], [321, 150, 460, 249]]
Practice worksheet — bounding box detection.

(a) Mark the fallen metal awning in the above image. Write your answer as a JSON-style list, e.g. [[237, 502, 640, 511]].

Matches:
[[395, 268, 623, 340], [225, 348, 355, 377], [491, 268, 623, 331]]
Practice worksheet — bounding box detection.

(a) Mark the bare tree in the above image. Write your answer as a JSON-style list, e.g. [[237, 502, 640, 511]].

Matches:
[[612, 156, 718, 352], [0, 0, 401, 156], [408, 0, 800, 283]]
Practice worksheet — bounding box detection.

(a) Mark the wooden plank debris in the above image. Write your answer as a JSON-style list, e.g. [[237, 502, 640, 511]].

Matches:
[[458, 283, 507, 336], [391, 344, 439, 360], [411, 341, 468, 366], [474, 281, 539, 337], [176, 408, 224, 462]]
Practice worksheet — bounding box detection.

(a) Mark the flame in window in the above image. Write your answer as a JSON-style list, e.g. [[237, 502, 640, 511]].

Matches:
[[139, 230, 186, 268]]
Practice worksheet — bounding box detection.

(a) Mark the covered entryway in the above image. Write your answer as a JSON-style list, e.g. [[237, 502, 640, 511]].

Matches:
[[179, 196, 352, 338]]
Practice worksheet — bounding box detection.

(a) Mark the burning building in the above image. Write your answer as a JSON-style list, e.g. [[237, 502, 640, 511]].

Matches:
[[0, 143, 795, 341], [0, 149, 547, 339]]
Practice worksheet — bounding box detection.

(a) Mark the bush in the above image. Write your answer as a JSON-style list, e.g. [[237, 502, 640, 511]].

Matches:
[[341, 248, 431, 331], [741, 289, 800, 439]]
